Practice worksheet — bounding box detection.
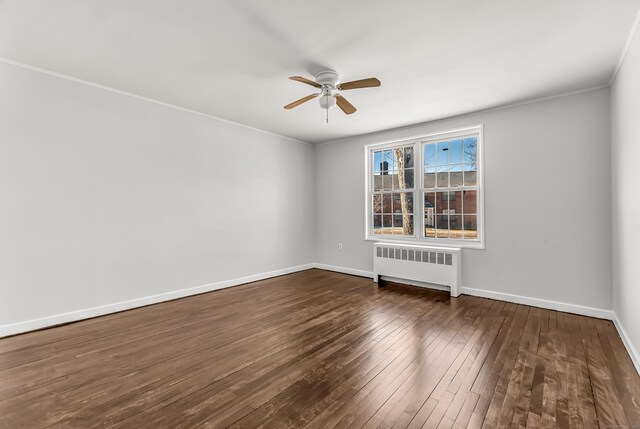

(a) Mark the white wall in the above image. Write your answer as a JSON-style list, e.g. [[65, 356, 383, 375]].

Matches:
[[612, 26, 640, 366], [315, 88, 612, 312], [0, 59, 618, 337], [0, 62, 315, 329]]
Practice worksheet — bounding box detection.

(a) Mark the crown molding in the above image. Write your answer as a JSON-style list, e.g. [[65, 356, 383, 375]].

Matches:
[[0, 57, 312, 146], [610, 8, 640, 85]]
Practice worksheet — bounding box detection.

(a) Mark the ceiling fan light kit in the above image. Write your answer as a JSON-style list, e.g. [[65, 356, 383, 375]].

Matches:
[[284, 70, 381, 123], [319, 93, 336, 110]]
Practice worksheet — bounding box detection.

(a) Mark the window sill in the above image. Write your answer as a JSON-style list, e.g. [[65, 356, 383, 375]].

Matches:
[[364, 235, 485, 250]]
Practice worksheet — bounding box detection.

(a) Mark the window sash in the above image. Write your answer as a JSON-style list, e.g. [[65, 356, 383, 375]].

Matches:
[[420, 135, 480, 242], [370, 144, 416, 237]]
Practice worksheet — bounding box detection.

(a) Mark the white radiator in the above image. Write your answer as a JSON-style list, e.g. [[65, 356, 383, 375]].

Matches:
[[373, 243, 461, 297]]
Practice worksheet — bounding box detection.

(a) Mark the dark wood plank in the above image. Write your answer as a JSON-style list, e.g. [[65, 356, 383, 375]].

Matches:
[[0, 269, 638, 429]]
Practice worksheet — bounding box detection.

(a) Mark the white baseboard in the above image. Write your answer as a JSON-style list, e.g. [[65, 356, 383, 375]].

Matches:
[[460, 286, 613, 320], [0, 263, 315, 338], [313, 263, 374, 279], [310, 264, 613, 320], [612, 312, 640, 376]]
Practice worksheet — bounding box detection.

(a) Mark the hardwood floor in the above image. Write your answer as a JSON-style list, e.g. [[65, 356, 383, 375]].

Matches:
[[1, 269, 639, 428]]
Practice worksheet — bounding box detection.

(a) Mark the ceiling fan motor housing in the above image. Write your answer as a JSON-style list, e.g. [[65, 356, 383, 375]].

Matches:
[[315, 70, 340, 88]]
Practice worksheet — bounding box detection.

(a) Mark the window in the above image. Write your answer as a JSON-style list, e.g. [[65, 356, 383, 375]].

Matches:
[[366, 126, 483, 248]]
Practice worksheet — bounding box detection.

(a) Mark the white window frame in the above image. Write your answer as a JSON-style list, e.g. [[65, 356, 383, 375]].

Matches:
[[364, 125, 485, 249]]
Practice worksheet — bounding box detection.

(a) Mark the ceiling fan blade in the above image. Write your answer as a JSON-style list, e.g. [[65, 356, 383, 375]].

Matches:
[[338, 77, 381, 91], [335, 95, 357, 115], [284, 93, 319, 109], [289, 76, 322, 88]]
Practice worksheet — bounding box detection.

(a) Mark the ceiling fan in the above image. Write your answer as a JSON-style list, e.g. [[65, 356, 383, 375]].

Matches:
[[284, 70, 381, 122]]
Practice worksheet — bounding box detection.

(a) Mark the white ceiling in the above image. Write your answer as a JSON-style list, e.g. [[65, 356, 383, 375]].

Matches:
[[1, 1, 639, 144]]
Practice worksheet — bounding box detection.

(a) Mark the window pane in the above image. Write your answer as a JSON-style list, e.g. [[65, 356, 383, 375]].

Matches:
[[373, 151, 382, 175], [463, 165, 477, 186], [437, 166, 449, 187], [405, 215, 414, 235], [435, 191, 448, 214], [383, 214, 392, 229], [424, 143, 436, 167], [449, 215, 463, 239], [450, 139, 463, 163], [424, 192, 436, 238], [383, 174, 393, 190], [392, 193, 401, 214], [393, 214, 403, 230], [436, 141, 449, 165], [448, 191, 462, 215], [424, 192, 436, 210], [424, 166, 436, 189], [436, 216, 449, 238], [463, 215, 478, 239], [373, 173, 382, 191], [373, 194, 382, 214], [382, 194, 392, 213], [383, 150, 393, 174], [425, 220, 436, 238], [399, 168, 414, 189], [405, 192, 414, 213], [392, 192, 414, 215], [373, 215, 382, 231], [392, 149, 402, 172], [450, 164, 463, 187], [463, 190, 477, 214], [463, 137, 478, 166], [404, 147, 414, 169]]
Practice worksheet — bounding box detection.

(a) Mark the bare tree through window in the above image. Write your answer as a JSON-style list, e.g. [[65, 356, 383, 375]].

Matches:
[[394, 148, 413, 235]]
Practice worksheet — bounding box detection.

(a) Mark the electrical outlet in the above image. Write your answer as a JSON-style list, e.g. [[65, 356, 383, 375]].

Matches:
[[338, 243, 343, 251]]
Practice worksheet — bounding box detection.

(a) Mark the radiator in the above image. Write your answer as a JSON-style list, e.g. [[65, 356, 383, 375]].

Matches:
[[373, 243, 461, 297]]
